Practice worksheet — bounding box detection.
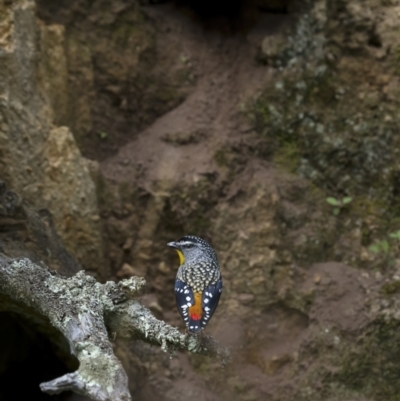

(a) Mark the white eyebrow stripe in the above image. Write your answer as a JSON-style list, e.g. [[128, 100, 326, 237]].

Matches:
[[180, 241, 195, 246]]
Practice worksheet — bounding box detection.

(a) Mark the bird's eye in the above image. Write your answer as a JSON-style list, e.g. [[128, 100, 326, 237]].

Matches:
[[186, 244, 193, 248]]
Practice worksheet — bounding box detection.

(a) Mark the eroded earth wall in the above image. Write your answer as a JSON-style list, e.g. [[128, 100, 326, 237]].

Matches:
[[0, 0, 105, 277], [2, 0, 400, 400]]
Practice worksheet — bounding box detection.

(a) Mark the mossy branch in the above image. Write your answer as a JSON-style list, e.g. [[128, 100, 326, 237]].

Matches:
[[0, 256, 230, 401]]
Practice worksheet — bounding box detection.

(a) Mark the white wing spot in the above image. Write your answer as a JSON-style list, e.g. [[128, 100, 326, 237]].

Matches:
[[204, 298, 209, 304], [186, 296, 191, 301], [204, 306, 210, 312]]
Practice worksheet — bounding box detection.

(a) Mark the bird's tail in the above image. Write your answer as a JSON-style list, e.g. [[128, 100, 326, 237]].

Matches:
[[187, 316, 202, 333]]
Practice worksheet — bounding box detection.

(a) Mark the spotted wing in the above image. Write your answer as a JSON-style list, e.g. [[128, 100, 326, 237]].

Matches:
[[201, 275, 222, 329], [175, 278, 194, 326]]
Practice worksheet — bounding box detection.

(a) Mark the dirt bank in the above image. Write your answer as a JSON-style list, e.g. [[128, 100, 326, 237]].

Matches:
[[1, 0, 400, 400]]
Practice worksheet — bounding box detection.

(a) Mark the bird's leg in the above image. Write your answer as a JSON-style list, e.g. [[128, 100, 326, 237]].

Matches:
[[196, 330, 204, 351]]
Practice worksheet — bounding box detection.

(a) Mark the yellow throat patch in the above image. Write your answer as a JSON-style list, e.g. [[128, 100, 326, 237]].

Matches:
[[176, 250, 185, 265]]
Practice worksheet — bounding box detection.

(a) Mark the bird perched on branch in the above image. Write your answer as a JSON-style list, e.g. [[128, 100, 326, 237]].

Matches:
[[168, 236, 222, 334]]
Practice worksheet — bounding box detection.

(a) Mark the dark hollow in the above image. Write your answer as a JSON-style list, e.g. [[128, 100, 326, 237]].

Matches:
[[173, 0, 291, 32], [0, 312, 78, 401]]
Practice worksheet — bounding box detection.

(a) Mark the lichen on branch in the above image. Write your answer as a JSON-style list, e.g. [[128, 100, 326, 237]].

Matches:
[[0, 256, 230, 401]]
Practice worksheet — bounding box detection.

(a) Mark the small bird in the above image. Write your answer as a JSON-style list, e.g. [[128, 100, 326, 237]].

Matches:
[[168, 235, 222, 334]]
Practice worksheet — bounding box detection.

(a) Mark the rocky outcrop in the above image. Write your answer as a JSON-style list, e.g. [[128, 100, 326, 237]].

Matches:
[[0, 0, 105, 276], [0, 180, 81, 276]]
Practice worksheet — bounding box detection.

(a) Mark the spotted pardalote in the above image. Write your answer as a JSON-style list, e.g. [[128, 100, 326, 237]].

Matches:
[[168, 235, 222, 334]]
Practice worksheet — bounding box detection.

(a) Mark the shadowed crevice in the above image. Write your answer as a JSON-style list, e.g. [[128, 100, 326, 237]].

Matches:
[[0, 312, 79, 401]]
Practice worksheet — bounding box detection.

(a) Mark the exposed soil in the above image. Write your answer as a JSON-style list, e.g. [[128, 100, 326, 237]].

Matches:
[[100, 4, 274, 183], [92, 5, 327, 400], [92, 4, 382, 401], [5, 0, 400, 400]]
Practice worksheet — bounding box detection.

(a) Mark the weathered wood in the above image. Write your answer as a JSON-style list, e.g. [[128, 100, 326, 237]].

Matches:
[[0, 256, 231, 401]]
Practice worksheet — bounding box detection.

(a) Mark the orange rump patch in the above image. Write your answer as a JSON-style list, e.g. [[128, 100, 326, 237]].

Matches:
[[189, 292, 203, 321]]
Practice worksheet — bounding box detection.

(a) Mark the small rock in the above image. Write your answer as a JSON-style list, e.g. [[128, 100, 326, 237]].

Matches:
[[158, 261, 170, 274], [137, 251, 151, 260], [117, 263, 141, 278], [314, 274, 321, 284], [259, 34, 287, 66], [149, 301, 163, 318], [264, 354, 291, 375], [162, 129, 207, 146], [360, 247, 372, 262], [379, 74, 390, 85], [251, 276, 266, 286], [364, 91, 380, 108], [238, 293, 255, 304], [122, 237, 133, 251]]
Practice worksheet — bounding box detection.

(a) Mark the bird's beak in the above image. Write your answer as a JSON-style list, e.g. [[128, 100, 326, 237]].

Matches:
[[168, 241, 185, 265], [167, 241, 179, 249]]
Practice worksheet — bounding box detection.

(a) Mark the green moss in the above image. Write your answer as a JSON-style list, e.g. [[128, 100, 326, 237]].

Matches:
[[213, 146, 246, 180], [380, 280, 400, 295], [338, 320, 400, 400], [155, 86, 185, 105], [274, 142, 301, 173], [248, 61, 400, 266], [214, 147, 230, 167], [352, 196, 387, 217], [308, 75, 336, 106], [247, 77, 400, 270]]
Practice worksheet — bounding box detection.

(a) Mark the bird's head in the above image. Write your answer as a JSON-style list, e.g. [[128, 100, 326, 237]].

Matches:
[[167, 235, 217, 265]]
